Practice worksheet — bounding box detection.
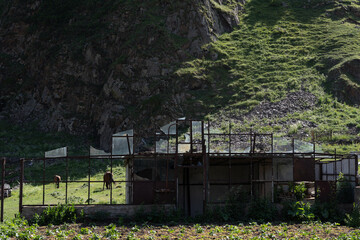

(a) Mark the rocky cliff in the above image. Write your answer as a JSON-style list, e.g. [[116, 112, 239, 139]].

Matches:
[[0, 0, 245, 149]]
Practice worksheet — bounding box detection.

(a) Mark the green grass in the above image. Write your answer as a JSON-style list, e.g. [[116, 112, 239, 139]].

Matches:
[[172, 0, 360, 149], [3, 162, 126, 220]]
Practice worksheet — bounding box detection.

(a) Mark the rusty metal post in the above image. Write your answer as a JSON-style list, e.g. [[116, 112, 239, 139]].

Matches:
[[190, 121, 193, 154], [356, 154, 359, 186], [1, 158, 6, 222], [43, 158, 45, 205], [250, 157, 253, 199], [126, 135, 131, 155], [110, 155, 113, 204], [175, 120, 178, 209], [155, 134, 157, 153], [207, 120, 210, 153], [88, 155, 91, 205], [202, 120, 207, 213], [271, 155, 274, 203], [19, 158, 24, 214], [65, 156, 68, 204], [228, 122, 232, 191], [335, 149, 337, 187]]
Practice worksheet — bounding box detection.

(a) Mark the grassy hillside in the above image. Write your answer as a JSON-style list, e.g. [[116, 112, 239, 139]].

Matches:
[[177, 0, 360, 152]]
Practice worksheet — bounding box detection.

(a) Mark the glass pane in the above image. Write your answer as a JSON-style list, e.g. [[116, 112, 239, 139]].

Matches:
[[45, 147, 67, 158], [112, 130, 133, 155]]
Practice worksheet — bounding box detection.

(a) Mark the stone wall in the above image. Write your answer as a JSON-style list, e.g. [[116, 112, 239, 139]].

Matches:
[[21, 204, 175, 220]]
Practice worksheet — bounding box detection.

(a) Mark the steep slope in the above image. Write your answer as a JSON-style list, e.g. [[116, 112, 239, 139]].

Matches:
[[0, 0, 244, 150], [175, 0, 360, 152], [1, 0, 360, 154]]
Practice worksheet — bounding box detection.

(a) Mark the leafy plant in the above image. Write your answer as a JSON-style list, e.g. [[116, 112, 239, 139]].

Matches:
[[289, 182, 307, 201], [283, 201, 315, 222], [336, 172, 354, 203], [311, 201, 344, 223], [247, 198, 278, 222], [31, 204, 84, 225], [345, 204, 360, 227]]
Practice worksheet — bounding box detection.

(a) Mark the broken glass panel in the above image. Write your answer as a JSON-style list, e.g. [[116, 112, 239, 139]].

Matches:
[[45, 147, 67, 158], [112, 130, 133, 155]]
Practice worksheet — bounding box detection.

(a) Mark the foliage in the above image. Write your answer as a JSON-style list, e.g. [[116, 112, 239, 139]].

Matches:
[[31, 204, 84, 225], [203, 187, 247, 222], [283, 201, 315, 222], [345, 203, 360, 227], [311, 201, 344, 223], [337, 172, 354, 203], [1, 219, 360, 239], [289, 182, 307, 201], [247, 198, 278, 222]]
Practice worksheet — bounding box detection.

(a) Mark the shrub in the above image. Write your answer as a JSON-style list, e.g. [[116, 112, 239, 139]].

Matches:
[[247, 198, 278, 222], [345, 203, 360, 227], [31, 204, 84, 225], [283, 201, 314, 222], [311, 201, 344, 223], [202, 188, 247, 222], [289, 182, 306, 201], [336, 172, 354, 203]]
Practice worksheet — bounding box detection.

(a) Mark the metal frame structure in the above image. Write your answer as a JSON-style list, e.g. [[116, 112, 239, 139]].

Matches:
[[11, 119, 359, 216]]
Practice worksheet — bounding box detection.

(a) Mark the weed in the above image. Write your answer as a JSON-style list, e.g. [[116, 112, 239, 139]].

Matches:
[[345, 204, 360, 227], [336, 172, 354, 203], [283, 201, 315, 222], [31, 204, 84, 225], [289, 182, 307, 201], [247, 198, 278, 222]]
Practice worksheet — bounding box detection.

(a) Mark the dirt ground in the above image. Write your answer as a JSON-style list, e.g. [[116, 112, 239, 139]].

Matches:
[[31, 222, 360, 239]]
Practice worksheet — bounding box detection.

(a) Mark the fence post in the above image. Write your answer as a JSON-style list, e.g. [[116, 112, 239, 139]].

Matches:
[[19, 158, 24, 214], [1, 157, 5, 222]]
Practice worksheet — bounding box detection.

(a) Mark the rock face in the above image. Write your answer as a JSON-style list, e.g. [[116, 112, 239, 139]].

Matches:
[[246, 91, 317, 120], [0, 0, 245, 149], [328, 58, 360, 105]]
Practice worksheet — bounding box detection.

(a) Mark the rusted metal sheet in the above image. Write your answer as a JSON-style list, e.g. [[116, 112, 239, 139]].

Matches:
[[154, 181, 176, 204], [133, 181, 176, 204], [293, 158, 315, 181], [316, 181, 335, 202], [133, 182, 154, 204]]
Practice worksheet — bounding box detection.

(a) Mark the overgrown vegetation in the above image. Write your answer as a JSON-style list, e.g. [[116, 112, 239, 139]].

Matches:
[[31, 204, 84, 225]]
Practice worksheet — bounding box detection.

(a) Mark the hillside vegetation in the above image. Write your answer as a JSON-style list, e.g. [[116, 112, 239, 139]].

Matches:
[[175, 0, 360, 153], [1, 0, 360, 156]]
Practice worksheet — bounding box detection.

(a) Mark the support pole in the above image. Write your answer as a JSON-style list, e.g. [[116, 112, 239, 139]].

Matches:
[[43, 158, 45, 205], [175, 120, 179, 209], [19, 158, 24, 214], [1, 158, 5, 222], [202, 121, 206, 213], [65, 156, 68, 204], [88, 156, 91, 205], [228, 122, 232, 191], [110, 155, 113, 204]]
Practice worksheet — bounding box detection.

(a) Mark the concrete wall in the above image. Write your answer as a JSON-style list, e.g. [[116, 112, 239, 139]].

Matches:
[[21, 204, 175, 220]]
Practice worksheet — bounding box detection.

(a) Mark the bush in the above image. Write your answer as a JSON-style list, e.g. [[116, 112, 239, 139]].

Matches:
[[289, 182, 306, 201], [283, 201, 314, 222], [247, 198, 278, 222], [336, 172, 354, 203], [311, 201, 344, 223], [345, 204, 360, 227], [31, 204, 84, 225]]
